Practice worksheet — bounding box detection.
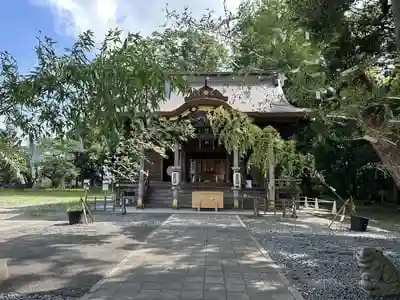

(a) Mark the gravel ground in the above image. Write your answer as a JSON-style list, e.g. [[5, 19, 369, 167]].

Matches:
[[0, 213, 170, 299], [0, 292, 77, 300], [242, 214, 400, 300]]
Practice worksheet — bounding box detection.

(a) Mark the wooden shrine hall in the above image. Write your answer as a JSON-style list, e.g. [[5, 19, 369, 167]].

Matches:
[[132, 71, 308, 210]]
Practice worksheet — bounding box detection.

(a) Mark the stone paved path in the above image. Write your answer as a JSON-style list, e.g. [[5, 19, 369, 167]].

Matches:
[[82, 214, 301, 300]]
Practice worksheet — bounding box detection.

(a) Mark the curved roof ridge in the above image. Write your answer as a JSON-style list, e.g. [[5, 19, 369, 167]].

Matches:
[[158, 74, 307, 114]]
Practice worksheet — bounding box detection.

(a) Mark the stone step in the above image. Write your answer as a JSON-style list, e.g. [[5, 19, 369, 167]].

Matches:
[[144, 182, 266, 209]]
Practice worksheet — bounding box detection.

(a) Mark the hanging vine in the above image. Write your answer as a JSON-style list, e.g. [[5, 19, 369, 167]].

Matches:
[[249, 125, 283, 177], [207, 106, 258, 156]]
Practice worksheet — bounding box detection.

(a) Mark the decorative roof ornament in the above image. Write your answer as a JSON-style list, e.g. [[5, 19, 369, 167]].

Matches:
[[184, 85, 228, 102]]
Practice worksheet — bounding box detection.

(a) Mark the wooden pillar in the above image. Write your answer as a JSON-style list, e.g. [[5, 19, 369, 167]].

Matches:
[[180, 151, 186, 184], [137, 149, 145, 208], [233, 148, 240, 209], [268, 144, 275, 209], [28, 134, 39, 186], [172, 141, 180, 208]]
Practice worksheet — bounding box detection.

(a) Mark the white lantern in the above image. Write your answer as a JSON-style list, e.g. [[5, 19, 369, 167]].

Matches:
[[171, 171, 180, 186], [233, 172, 241, 188]]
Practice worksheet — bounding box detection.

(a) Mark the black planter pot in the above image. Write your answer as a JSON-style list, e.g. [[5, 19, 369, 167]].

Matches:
[[67, 210, 83, 225], [350, 215, 369, 232]]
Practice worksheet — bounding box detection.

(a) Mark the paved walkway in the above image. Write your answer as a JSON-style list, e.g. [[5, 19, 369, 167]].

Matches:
[[81, 215, 302, 300]]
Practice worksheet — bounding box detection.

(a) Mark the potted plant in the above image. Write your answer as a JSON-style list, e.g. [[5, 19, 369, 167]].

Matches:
[[66, 201, 83, 225], [349, 197, 369, 232]]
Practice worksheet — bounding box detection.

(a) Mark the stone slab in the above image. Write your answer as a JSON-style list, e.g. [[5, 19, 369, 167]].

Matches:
[[81, 214, 302, 300]]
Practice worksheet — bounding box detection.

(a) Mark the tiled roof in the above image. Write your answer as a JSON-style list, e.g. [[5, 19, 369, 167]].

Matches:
[[158, 73, 308, 113]]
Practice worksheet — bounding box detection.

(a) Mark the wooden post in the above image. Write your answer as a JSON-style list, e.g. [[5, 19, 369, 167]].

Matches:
[[28, 134, 36, 184], [81, 195, 88, 224], [268, 144, 275, 210], [112, 194, 116, 212], [328, 198, 351, 229], [291, 197, 297, 218], [93, 196, 97, 211], [82, 190, 94, 223], [253, 197, 259, 216]]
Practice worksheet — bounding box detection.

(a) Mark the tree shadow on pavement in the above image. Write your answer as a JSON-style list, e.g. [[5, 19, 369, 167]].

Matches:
[[82, 215, 297, 300], [0, 213, 171, 298]]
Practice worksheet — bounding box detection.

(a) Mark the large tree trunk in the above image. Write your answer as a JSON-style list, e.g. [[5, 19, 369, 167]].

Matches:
[[379, 0, 400, 188], [371, 139, 400, 188], [392, 0, 400, 48]]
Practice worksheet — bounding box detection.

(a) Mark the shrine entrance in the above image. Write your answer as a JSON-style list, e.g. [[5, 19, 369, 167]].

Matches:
[[185, 152, 230, 184]]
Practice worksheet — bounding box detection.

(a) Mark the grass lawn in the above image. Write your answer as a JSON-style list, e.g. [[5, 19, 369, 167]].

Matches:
[[0, 188, 104, 208]]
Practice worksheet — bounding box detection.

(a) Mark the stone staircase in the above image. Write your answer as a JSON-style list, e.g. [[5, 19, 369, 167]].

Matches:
[[145, 181, 267, 209], [146, 181, 172, 208]]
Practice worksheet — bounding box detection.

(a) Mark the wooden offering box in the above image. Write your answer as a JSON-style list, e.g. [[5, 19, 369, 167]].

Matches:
[[192, 191, 224, 211]]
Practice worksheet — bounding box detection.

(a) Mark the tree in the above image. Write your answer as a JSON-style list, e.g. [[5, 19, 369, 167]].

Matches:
[[149, 21, 229, 71], [224, 0, 400, 196], [0, 127, 28, 185], [208, 106, 315, 206], [391, 0, 400, 48], [0, 29, 197, 182], [35, 138, 80, 188]]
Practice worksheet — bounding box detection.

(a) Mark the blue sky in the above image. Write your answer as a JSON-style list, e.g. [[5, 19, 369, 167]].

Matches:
[[0, 1, 72, 73], [0, 0, 241, 142], [0, 0, 241, 74]]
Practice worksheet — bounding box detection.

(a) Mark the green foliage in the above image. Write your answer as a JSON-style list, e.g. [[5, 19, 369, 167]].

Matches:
[[2, 0, 399, 195], [249, 126, 315, 179], [36, 138, 80, 188], [0, 29, 197, 182], [105, 117, 195, 182], [208, 106, 315, 180], [248, 126, 282, 175], [233, 0, 323, 72], [207, 106, 258, 155], [227, 0, 400, 193], [163, 6, 231, 71], [0, 127, 28, 184]]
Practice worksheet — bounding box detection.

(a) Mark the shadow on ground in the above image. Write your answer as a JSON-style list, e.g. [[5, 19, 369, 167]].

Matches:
[[81, 215, 294, 300], [1, 213, 297, 300], [0, 201, 103, 222], [0, 212, 170, 298]]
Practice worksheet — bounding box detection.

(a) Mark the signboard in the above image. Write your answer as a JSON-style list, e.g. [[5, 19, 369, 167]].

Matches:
[[102, 182, 109, 191]]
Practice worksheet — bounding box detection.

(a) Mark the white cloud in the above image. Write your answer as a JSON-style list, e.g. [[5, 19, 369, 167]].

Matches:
[[32, 0, 242, 39]]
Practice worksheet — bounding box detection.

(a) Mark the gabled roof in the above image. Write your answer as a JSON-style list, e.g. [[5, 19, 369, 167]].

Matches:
[[158, 72, 308, 116]]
